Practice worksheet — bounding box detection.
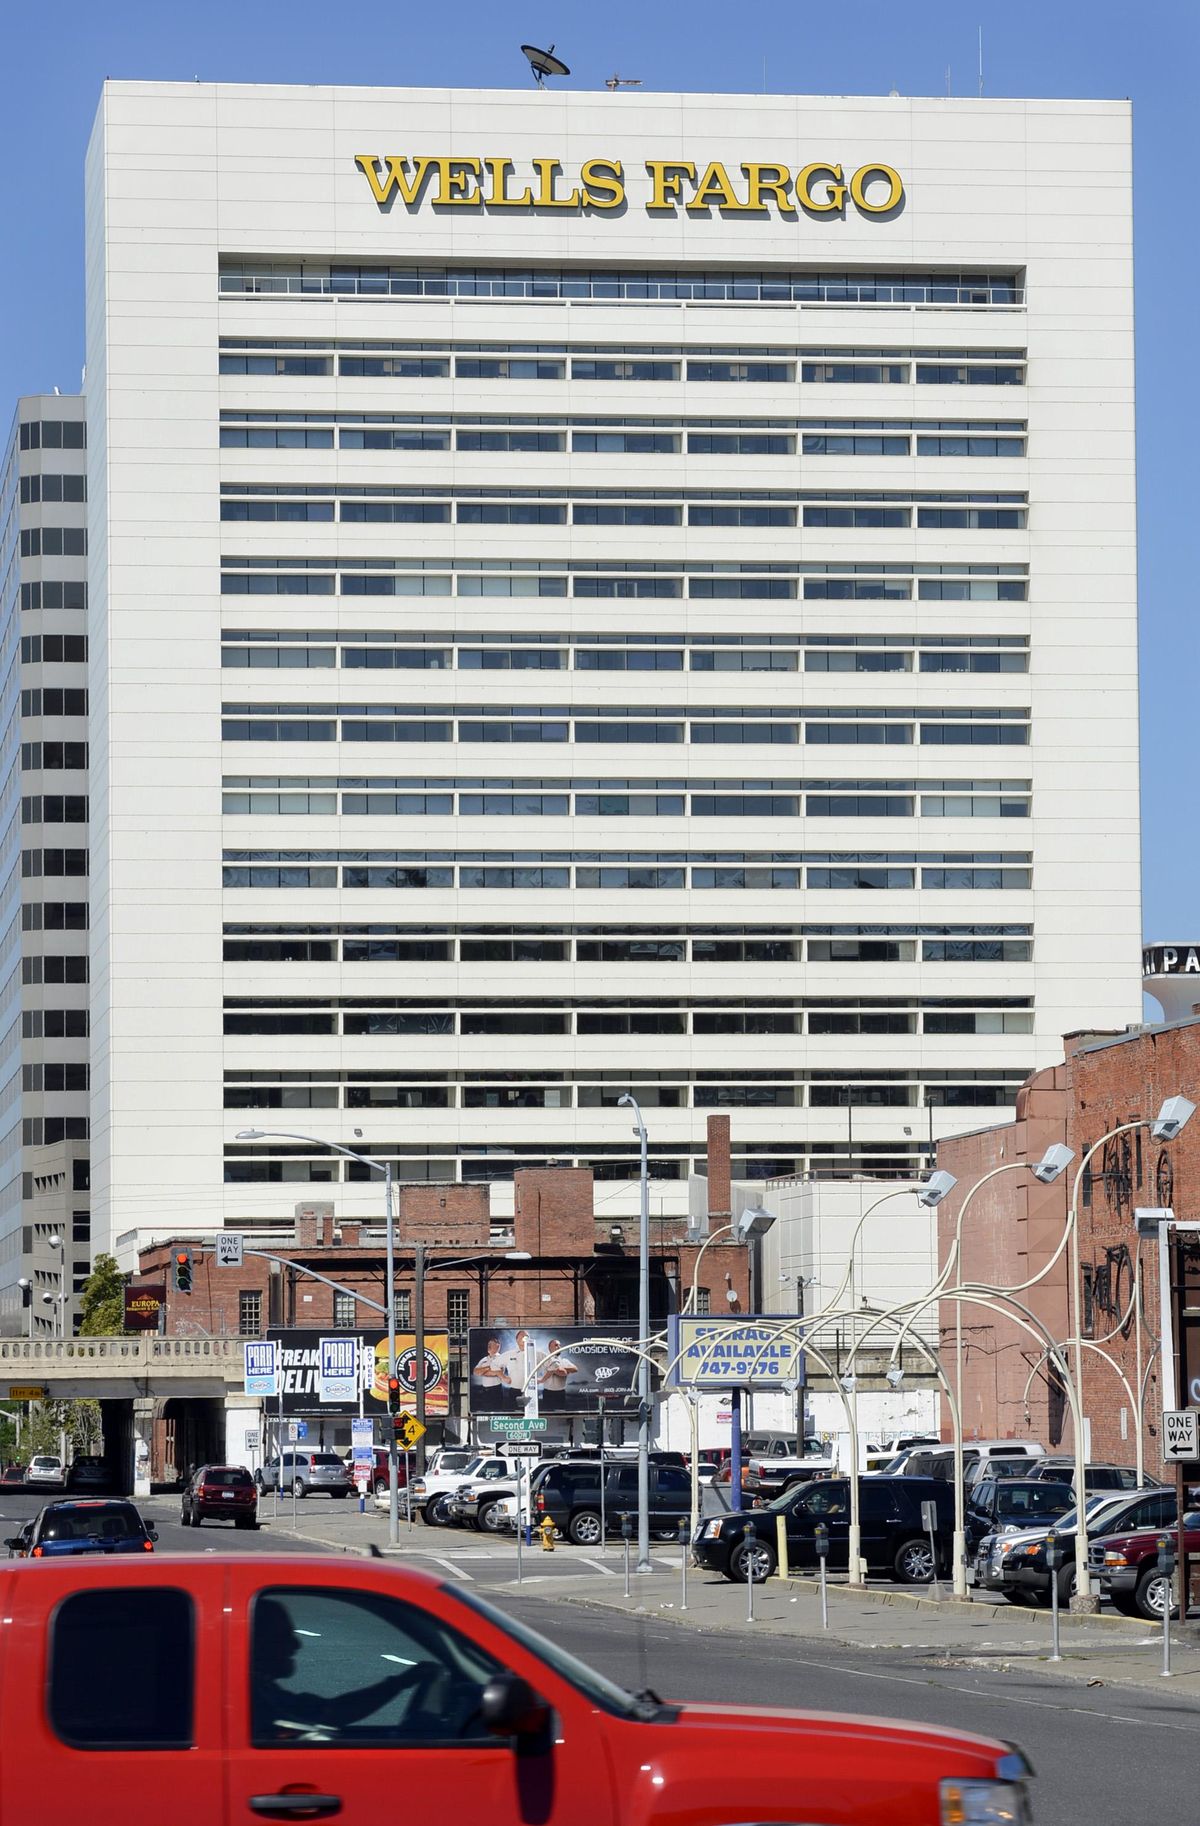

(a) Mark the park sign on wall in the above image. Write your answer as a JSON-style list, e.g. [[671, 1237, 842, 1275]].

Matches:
[[668, 1316, 806, 1390]]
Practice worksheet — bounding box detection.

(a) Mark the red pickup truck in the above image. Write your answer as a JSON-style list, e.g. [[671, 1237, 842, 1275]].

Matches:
[[0, 1554, 1032, 1824], [1089, 1510, 1200, 1618]]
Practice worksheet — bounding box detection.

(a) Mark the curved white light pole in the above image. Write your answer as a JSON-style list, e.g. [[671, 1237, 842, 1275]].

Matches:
[[615, 1094, 652, 1573]]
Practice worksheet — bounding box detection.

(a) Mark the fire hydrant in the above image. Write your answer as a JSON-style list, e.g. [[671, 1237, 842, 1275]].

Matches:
[[537, 1514, 557, 1552]]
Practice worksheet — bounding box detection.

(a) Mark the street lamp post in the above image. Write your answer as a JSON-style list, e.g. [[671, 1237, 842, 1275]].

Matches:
[[617, 1093, 652, 1575], [16, 1279, 33, 1340], [48, 1233, 66, 1336]]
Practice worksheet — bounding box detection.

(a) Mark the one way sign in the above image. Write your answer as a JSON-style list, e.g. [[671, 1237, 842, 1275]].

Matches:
[[216, 1233, 244, 1268], [1162, 1409, 1199, 1461]]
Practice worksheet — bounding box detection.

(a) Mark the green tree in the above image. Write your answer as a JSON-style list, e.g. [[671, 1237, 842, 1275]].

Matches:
[[78, 1252, 126, 1336]]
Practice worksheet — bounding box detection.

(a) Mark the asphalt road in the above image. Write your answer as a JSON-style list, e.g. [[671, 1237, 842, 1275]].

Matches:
[[487, 1594, 1200, 1826], [5, 1486, 1196, 1825]]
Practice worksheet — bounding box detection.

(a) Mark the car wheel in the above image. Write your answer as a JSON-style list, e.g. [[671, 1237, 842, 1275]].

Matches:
[[894, 1537, 937, 1584], [374, 1478, 389, 1497], [1057, 1565, 1078, 1606], [477, 1501, 506, 1534], [291, 1478, 307, 1498], [1134, 1568, 1176, 1621], [180, 1505, 191, 1527], [569, 1510, 603, 1547], [424, 1497, 450, 1527], [730, 1538, 776, 1584]]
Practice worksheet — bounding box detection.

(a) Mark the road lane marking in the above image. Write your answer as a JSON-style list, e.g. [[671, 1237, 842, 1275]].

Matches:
[[430, 1556, 474, 1580], [579, 1557, 618, 1576]]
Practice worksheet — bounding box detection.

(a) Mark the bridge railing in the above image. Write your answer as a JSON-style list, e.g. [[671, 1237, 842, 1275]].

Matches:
[[0, 1337, 246, 1369]]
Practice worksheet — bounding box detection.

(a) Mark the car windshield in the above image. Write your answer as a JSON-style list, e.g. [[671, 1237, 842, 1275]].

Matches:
[[42, 1505, 139, 1541], [445, 1585, 659, 1720], [311, 1455, 343, 1467], [205, 1467, 252, 1485], [438, 1451, 474, 1471], [996, 1484, 1073, 1518]]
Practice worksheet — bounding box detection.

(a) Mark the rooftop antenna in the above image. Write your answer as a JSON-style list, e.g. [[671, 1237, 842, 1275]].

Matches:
[[978, 26, 984, 96], [521, 43, 570, 87], [605, 73, 642, 89], [945, 64, 952, 96]]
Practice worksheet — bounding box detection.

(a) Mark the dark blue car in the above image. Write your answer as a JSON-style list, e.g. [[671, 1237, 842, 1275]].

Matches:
[[19, 1500, 158, 1558]]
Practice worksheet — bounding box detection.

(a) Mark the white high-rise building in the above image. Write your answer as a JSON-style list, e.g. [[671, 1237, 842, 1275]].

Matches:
[[83, 82, 1141, 1263]]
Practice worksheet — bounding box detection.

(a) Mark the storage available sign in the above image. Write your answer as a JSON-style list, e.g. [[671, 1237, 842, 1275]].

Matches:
[[668, 1316, 805, 1389]]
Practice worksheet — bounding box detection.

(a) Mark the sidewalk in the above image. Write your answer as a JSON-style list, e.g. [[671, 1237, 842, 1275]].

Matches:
[[534, 1561, 1200, 1698]]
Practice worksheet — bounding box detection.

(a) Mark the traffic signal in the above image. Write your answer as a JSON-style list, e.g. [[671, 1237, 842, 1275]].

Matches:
[[387, 1374, 401, 1415], [173, 1249, 193, 1294]]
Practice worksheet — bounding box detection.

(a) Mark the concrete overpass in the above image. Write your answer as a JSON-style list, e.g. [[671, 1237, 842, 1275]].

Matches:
[[0, 1337, 259, 1495]]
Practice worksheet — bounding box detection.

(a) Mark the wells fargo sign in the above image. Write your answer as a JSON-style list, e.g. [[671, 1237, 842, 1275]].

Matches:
[[354, 155, 903, 218]]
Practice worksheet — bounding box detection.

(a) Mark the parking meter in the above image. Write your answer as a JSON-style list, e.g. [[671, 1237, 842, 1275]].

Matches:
[[1157, 1536, 1176, 1678], [620, 1512, 632, 1597], [1044, 1529, 1063, 1572], [814, 1522, 830, 1630], [620, 1512, 632, 1541], [1045, 1529, 1063, 1660]]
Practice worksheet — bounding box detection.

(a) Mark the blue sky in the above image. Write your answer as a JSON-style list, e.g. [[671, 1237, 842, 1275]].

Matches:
[[2, 0, 1196, 938]]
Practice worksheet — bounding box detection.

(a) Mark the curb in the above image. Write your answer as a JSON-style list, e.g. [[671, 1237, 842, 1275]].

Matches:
[[806, 1579, 1154, 1634]]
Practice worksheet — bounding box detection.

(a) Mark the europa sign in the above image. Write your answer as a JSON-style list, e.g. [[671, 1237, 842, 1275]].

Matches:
[[668, 1316, 806, 1390], [354, 155, 903, 219]]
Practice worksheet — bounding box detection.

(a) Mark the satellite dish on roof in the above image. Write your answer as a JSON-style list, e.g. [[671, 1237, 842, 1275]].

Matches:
[[521, 43, 570, 86]]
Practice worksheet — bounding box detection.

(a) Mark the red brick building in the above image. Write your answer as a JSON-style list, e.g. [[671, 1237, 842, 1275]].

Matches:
[[937, 1018, 1200, 1483], [138, 1117, 749, 1460]]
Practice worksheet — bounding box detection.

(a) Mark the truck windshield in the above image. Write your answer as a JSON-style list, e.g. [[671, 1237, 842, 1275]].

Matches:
[[445, 1586, 667, 1721]]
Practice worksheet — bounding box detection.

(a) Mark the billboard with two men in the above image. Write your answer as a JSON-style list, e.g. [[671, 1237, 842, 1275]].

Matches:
[[467, 1325, 641, 1414]]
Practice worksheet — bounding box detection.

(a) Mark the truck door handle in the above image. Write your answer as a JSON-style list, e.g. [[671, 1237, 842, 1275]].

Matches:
[[249, 1795, 342, 1819]]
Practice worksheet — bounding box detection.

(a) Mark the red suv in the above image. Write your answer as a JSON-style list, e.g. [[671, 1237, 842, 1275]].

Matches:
[[1089, 1508, 1200, 1618], [0, 1554, 1035, 1823], [181, 1465, 258, 1530]]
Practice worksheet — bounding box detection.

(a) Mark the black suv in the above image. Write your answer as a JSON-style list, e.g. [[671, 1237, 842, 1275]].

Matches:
[[964, 1478, 1074, 1551], [693, 1476, 955, 1584], [532, 1460, 691, 1545]]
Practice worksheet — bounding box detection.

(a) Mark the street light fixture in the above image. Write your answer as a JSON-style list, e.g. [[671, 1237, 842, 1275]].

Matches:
[[616, 1093, 652, 1574], [16, 1278, 33, 1340], [47, 1232, 66, 1337]]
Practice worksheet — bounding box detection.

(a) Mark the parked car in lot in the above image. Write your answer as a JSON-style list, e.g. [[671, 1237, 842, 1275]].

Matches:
[[971, 1487, 1174, 1604], [181, 1465, 259, 1529], [964, 1478, 1074, 1552], [256, 1451, 353, 1498], [533, 1459, 692, 1545], [901, 1441, 1046, 1486], [413, 1453, 531, 1527], [448, 1464, 539, 1533], [0, 1553, 1035, 1824], [24, 1454, 63, 1487], [65, 1456, 111, 1494], [6, 1521, 33, 1557], [695, 1475, 956, 1584], [8, 1500, 157, 1558], [1089, 1507, 1200, 1618], [0, 1464, 27, 1486], [346, 1447, 408, 1496], [1024, 1457, 1140, 1491]]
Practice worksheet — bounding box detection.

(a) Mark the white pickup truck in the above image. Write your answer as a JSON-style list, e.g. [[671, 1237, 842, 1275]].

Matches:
[[410, 1451, 533, 1526]]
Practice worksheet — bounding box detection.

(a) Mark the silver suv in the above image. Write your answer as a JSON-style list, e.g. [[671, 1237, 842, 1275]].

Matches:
[[257, 1451, 353, 1498]]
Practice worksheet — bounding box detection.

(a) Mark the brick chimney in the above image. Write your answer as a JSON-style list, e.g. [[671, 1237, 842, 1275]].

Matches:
[[294, 1201, 333, 1247], [706, 1115, 732, 1223]]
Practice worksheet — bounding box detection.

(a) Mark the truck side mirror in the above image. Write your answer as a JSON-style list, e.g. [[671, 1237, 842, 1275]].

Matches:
[[480, 1672, 551, 1745]]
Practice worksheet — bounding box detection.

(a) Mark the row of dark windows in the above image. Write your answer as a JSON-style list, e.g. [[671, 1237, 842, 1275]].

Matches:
[[18, 527, 87, 557], [222, 862, 1030, 892], [221, 711, 1029, 748], [223, 1081, 1019, 1115], [19, 635, 88, 663], [219, 574, 1027, 603], [23, 1063, 89, 1091], [221, 497, 1024, 529], [18, 473, 86, 503], [223, 785, 1029, 819], [17, 419, 85, 450], [22, 1009, 90, 1038], [19, 689, 88, 717], [20, 743, 88, 771], [21, 796, 88, 825], [220, 352, 1025, 385], [19, 581, 87, 612], [21, 955, 88, 983], [223, 933, 1031, 965], [219, 425, 1025, 457], [21, 849, 88, 878]]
